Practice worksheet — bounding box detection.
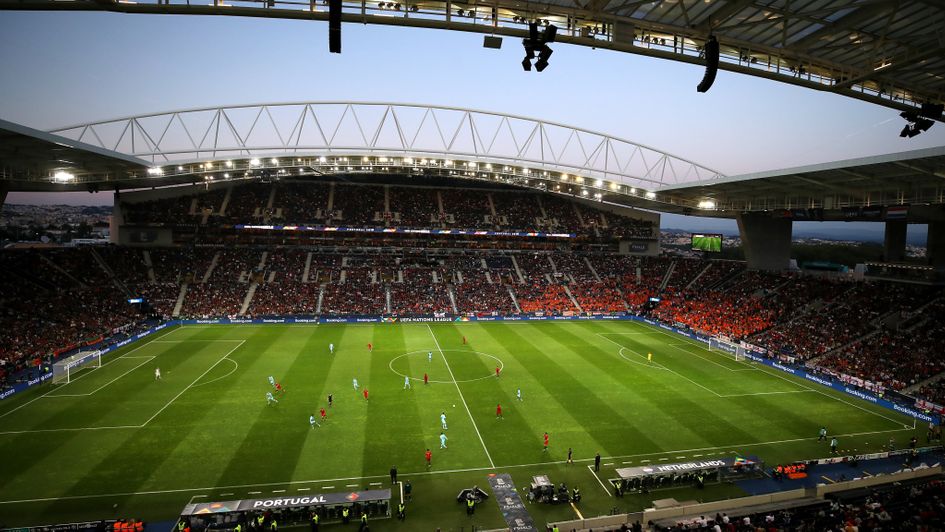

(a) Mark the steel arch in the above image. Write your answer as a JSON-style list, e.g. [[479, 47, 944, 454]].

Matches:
[[49, 102, 725, 190]]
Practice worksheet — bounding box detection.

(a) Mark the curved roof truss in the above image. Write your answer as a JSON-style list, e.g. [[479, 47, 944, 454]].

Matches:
[[48, 102, 725, 192]]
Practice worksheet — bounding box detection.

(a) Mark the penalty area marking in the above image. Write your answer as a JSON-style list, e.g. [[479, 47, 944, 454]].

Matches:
[[388, 350, 505, 384], [0, 325, 186, 421], [45, 356, 156, 398], [192, 358, 240, 388]]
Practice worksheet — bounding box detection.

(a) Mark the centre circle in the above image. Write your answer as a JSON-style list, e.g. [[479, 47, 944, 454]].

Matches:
[[389, 350, 505, 383]]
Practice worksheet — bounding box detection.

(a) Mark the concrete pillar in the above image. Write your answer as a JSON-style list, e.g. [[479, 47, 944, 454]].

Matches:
[[736, 214, 792, 271], [883, 221, 907, 262], [0, 181, 8, 209], [928, 222, 945, 269]]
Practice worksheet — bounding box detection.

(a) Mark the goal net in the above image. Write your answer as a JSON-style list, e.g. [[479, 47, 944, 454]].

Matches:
[[708, 337, 746, 362], [52, 350, 102, 384]]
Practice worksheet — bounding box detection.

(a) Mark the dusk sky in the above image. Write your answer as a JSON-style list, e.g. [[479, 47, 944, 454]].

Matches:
[[1, 11, 943, 239]]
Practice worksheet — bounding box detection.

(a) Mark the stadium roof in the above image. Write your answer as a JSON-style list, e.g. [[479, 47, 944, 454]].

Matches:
[[0, 118, 151, 191], [656, 145, 945, 219], [2, 106, 944, 222], [1, 0, 943, 115]]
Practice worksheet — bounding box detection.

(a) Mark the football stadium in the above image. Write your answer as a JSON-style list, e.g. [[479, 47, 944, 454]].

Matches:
[[2, 2, 945, 531]]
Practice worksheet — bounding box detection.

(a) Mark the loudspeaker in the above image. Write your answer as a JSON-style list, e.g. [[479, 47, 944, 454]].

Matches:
[[697, 35, 719, 93], [329, 0, 342, 53]]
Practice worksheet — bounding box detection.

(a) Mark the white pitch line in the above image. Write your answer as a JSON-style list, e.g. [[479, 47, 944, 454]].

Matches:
[[45, 356, 156, 398], [753, 363, 908, 428], [141, 340, 246, 427], [346, 484, 358, 488], [586, 465, 612, 496], [426, 324, 495, 469], [720, 390, 815, 397], [600, 335, 723, 398], [369, 482, 383, 486], [220, 493, 234, 496], [0, 425, 916, 506], [639, 323, 910, 427], [248, 491, 261, 495], [0, 325, 182, 420], [321, 486, 335, 489], [192, 358, 239, 388], [297, 488, 310, 491], [272, 490, 286, 493]]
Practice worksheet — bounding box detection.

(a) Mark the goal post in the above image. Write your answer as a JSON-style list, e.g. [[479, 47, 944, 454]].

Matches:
[[707, 337, 746, 362], [52, 350, 102, 384]]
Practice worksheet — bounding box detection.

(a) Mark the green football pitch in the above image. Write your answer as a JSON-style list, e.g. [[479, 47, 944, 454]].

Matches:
[[0, 320, 920, 528]]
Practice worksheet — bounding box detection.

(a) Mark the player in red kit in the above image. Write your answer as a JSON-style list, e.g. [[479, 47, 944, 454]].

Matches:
[[496, 403, 503, 419], [425, 448, 432, 468], [462, 336, 467, 345], [320, 407, 327, 421], [275, 382, 285, 393], [367, 343, 373, 352], [543, 432, 549, 452], [495, 366, 500, 378], [363, 388, 369, 401], [423, 373, 429, 385]]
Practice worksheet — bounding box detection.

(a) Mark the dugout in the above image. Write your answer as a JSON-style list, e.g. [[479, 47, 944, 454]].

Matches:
[[177, 489, 391, 529], [611, 457, 763, 494]]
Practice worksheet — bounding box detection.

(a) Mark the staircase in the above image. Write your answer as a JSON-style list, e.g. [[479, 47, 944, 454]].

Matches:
[[584, 257, 602, 282], [142, 250, 156, 283], [385, 286, 392, 314], [240, 283, 258, 316], [563, 284, 583, 312], [302, 252, 313, 283], [40, 255, 86, 288], [447, 287, 459, 314], [903, 372, 945, 396], [91, 248, 130, 296], [316, 285, 325, 314], [218, 186, 233, 216], [684, 262, 714, 291], [510, 255, 526, 283], [201, 251, 221, 283], [657, 261, 676, 292], [807, 329, 882, 366], [507, 285, 522, 313], [172, 284, 188, 317]]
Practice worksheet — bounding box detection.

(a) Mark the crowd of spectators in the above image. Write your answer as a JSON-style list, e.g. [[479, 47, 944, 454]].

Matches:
[[276, 182, 331, 223], [516, 282, 577, 313], [389, 186, 439, 227], [655, 478, 945, 531], [5, 242, 945, 407], [120, 182, 663, 240], [439, 188, 490, 228], [331, 184, 386, 226]]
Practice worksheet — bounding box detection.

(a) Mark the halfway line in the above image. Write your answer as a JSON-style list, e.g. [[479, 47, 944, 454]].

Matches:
[[426, 324, 495, 469]]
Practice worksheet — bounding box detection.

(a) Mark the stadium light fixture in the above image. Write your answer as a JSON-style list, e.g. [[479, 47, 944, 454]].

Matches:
[[319, 156, 328, 163], [698, 200, 716, 209], [250, 158, 261, 166], [225, 160, 233, 168], [177, 166, 184, 171], [645, 191, 656, 199], [629, 187, 636, 194], [595, 179, 603, 187], [224, 173, 230, 178], [52, 171, 75, 182], [271, 158, 279, 165]]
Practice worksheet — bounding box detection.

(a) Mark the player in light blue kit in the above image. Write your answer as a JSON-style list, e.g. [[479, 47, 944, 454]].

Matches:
[[266, 391, 278, 405], [428, 351, 433, 363], [353, 378, 359, 390], [404, 376, 411, 390], [329, 343, 334, 355], [439, 432, 448, 449], [310, 414, 320, 428], [268, 375, 275, 387], [441, 412, 447, 430]]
